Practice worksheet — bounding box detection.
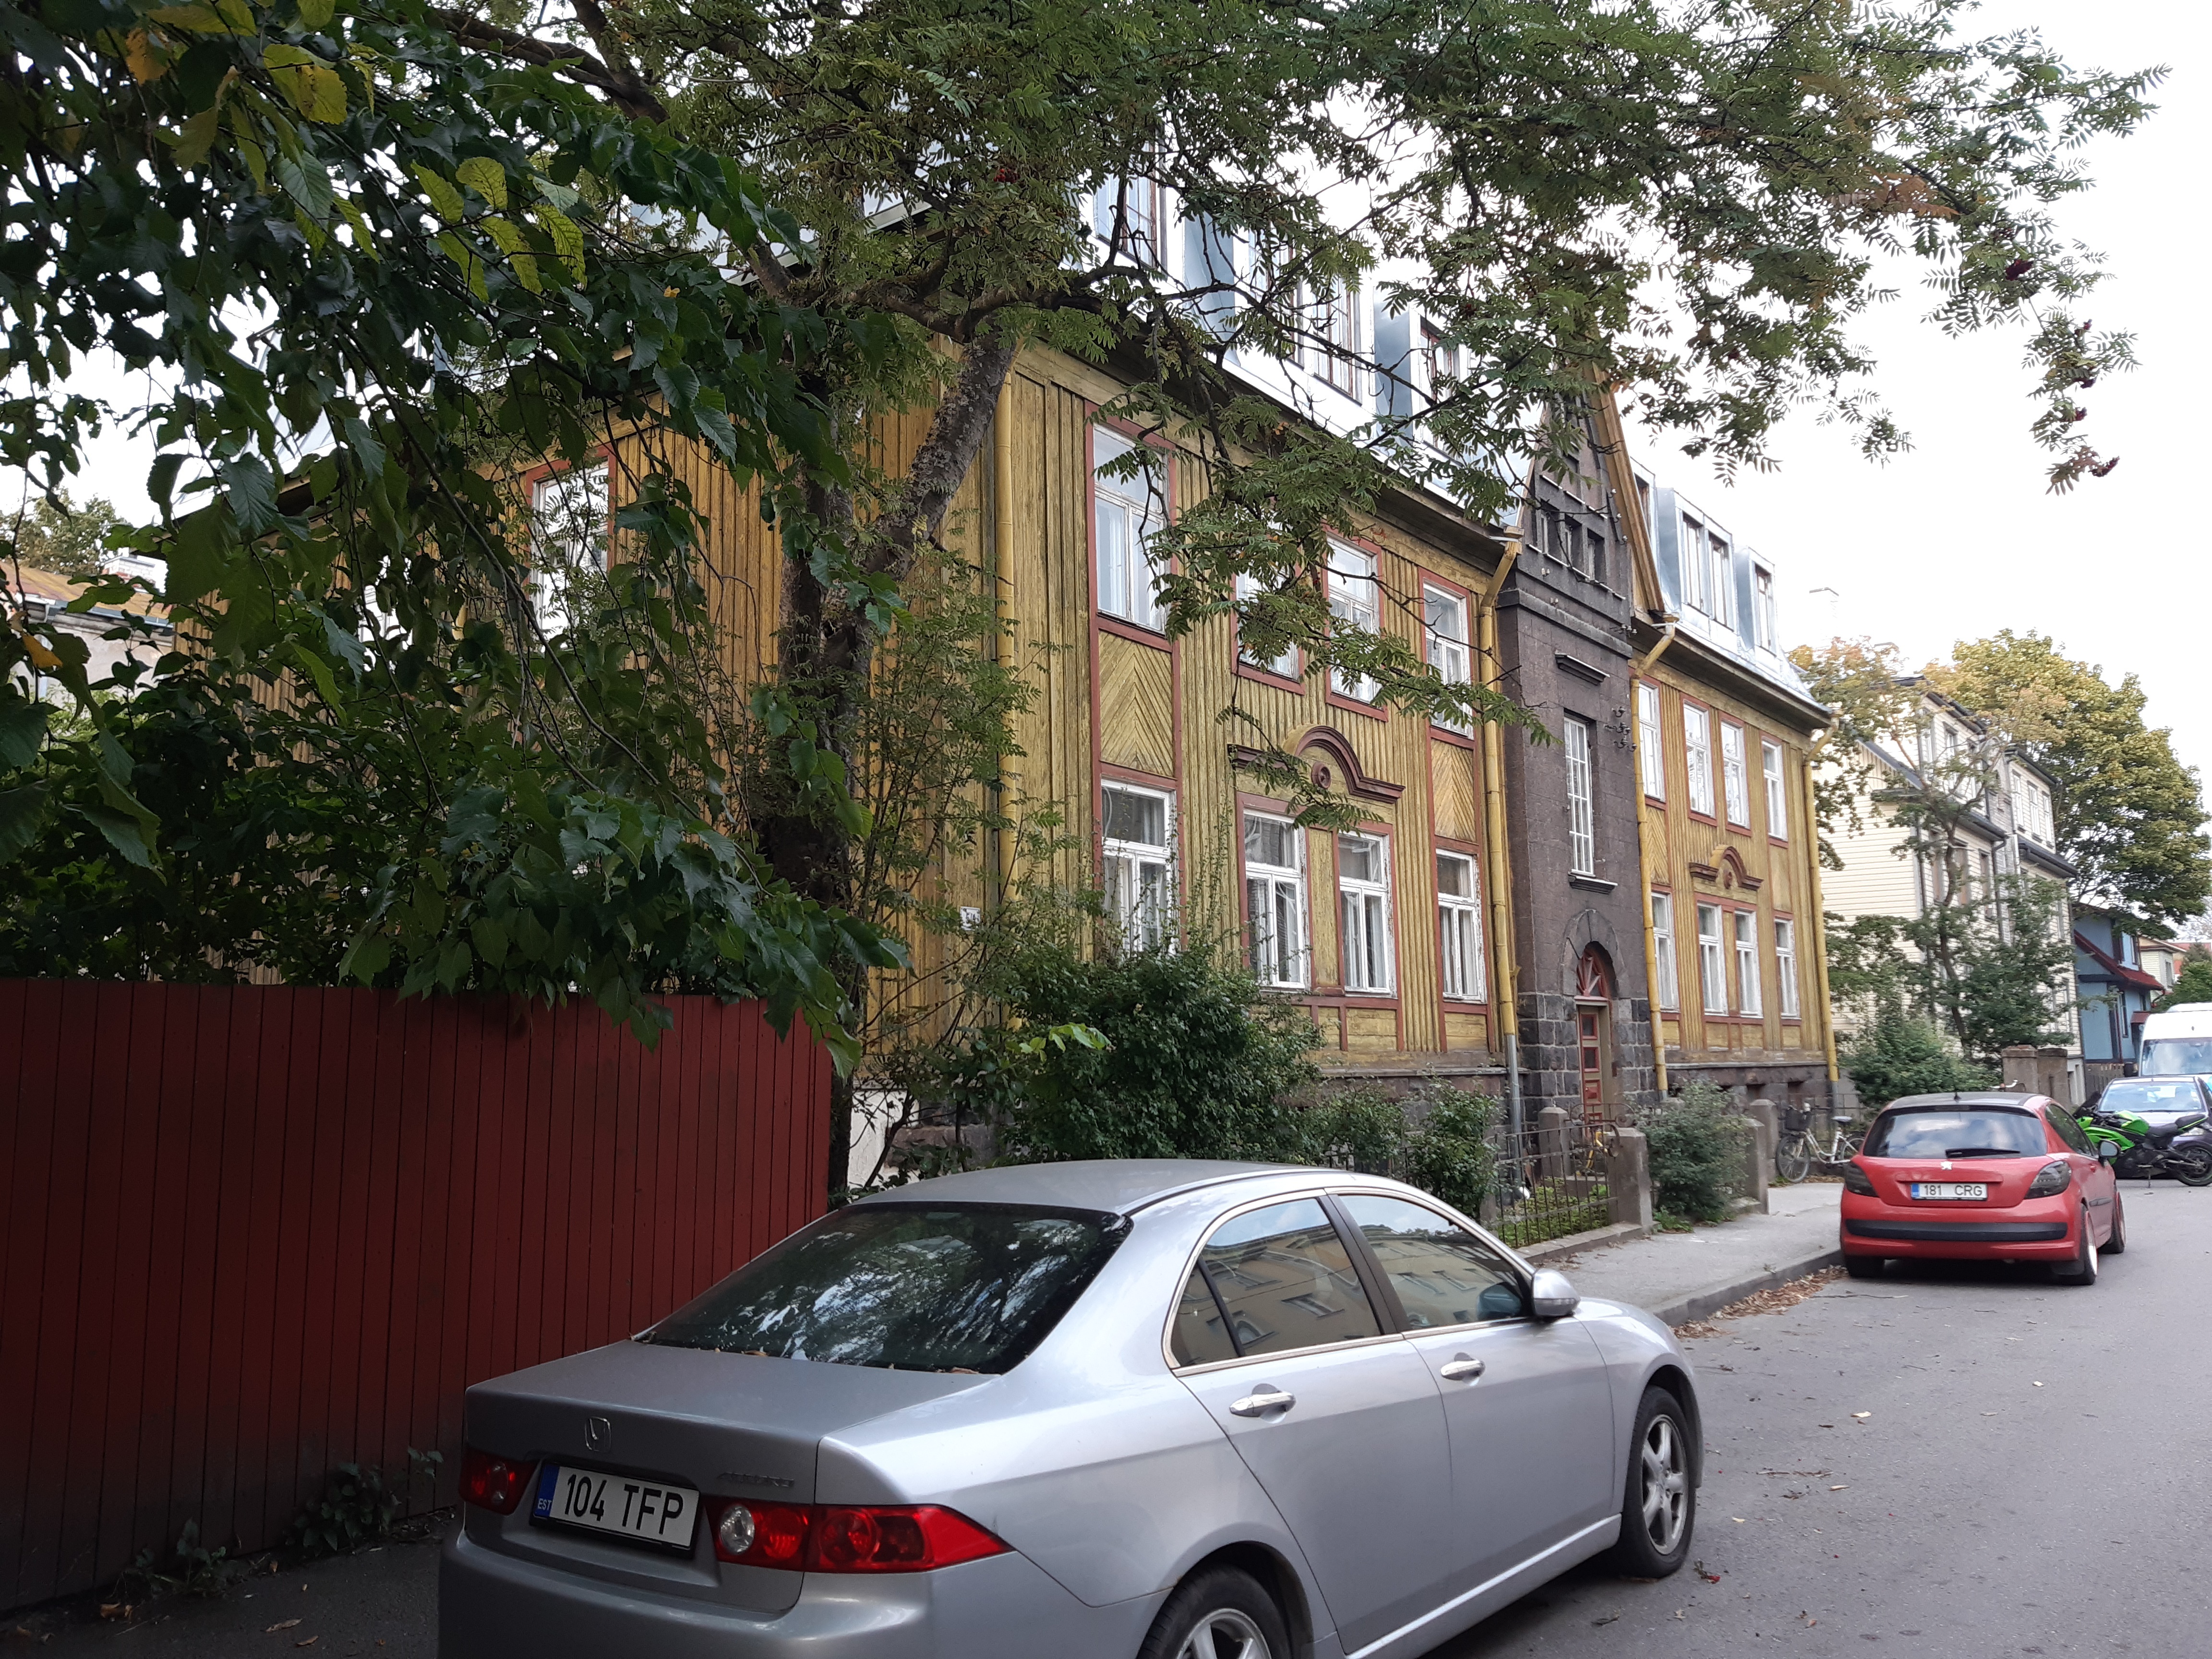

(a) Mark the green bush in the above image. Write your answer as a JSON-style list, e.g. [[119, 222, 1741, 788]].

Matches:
[[1639, 1083, 1751, 1224], [1841, 1014, 1994, 1106], [1294, 1083, 1500, 1218], [934, 942, 1322, 1163]]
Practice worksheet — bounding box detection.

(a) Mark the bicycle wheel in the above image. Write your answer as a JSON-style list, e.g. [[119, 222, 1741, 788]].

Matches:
[[1776, 1135, 1814, 1183]]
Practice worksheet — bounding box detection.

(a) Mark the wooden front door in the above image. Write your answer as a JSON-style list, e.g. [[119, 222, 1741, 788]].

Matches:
[[1575, 945, 1614, 1116], [1578, 1007, 1606, 1112]]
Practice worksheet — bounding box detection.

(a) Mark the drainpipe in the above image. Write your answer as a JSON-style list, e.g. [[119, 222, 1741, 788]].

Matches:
[[1802, 755, 1842, 1086], [1478, 540, 1524, 1143], [987, 377, 1017, 909], [1632, 626, 1679, 1097]]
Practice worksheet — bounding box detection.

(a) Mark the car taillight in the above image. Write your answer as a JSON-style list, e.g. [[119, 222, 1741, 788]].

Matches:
[[2027, 1160, 2072, 1197], [460, 1447, 535, 1515], [712, 1501, 813, 1566], [1841, 1161, 1875, 1196], [709, 1502, 1006, 1573]]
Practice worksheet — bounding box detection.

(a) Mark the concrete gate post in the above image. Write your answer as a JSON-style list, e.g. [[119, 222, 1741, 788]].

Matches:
[[1605, 1127, 1653, 1232], [2001, 1045, 2039, 1094], [1536, 1104, 1570, 1183]]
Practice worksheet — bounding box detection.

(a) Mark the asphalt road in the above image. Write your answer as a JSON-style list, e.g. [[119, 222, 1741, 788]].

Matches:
[[1436, 1175, 2212, 1659], [21, 1180, 2206, 1657]]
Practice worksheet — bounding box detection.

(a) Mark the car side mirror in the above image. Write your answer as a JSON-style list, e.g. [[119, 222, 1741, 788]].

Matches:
[[1529, 1268, 1579, 1320], [2098, 1141, 2120, 1162]]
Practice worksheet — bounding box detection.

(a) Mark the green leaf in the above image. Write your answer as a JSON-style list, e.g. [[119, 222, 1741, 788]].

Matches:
[[74, 802, 157, 869], [165, 106, 222, 168], [0, 781, 50, 865], [0, 697, 52, 769], [455, 156, 507, 210], [412, 164, 464, 224], [529, 204, 585, 284], [296, 0, 335, 28], [435, 230, 487, 301]]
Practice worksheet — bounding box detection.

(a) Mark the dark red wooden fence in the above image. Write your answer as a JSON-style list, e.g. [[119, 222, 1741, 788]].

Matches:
[[0, 982, 831, 1610]]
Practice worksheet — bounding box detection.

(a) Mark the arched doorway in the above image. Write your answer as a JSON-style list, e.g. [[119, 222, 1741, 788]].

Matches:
[[1575, 945, 1615, 1118]]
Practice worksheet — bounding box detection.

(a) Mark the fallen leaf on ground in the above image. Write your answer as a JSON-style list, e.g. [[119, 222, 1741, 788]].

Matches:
[[295, 1640, 318, 1650], [2032, 1381, 2044, 1388], [1732, 1517, 1745, 1523], [1851, 1412, 1871, 1419], [267, 1620, 301, 1633], [1592, 1613, 1620, 1626], [1830, 1485, 1848, 1491]]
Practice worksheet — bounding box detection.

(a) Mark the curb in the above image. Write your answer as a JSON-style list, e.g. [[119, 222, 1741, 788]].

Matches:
[[1517, 1220, 1651, 1266], [1646, 1245, 1846, 1328]]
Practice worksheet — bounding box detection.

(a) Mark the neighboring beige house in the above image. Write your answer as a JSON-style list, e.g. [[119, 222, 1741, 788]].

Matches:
[[1819, 685, 2083, 1098], [4, 563, 172, 693], [2139, 937, 2210, 996]]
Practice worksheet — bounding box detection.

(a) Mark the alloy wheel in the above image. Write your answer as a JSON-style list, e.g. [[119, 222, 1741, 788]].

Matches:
[[1638, 1414, 1689, 1555], [1177, 1608, 1270, 1659]]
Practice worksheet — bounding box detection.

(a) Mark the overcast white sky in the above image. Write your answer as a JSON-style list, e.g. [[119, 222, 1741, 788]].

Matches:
[[1630, 0, 2209, 798]]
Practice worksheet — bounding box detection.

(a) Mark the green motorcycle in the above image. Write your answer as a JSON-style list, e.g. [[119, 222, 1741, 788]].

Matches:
[[2076, 1101, 2212, 1186]]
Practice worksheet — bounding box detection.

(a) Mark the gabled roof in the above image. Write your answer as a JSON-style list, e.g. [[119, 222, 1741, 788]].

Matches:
[[2075, 929, 2163, 992]]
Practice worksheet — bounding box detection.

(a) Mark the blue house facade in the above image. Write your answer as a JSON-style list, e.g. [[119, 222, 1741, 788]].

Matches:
[[2074, 908, 2164, 1069]]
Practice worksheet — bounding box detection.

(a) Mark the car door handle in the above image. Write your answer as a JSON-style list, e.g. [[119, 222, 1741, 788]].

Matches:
[[1439, 1358, 1486, 1382], [1228, 1389, 1297, 1417]]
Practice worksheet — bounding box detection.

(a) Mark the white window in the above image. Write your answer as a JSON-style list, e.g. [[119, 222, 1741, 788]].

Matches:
[[1244, 812, 1308, 988], [1734, 909, 1762, 1015], [1762, 738, 1787, 839], [1423, 585, 1470, 733], [1720, 721, 1749, 828], [1416, 319, 1460, 403], [1101, 783, 1174, 950], [1775, 917, 1800, 1017], [1237, 571, 1298, 678], [1437, 852, 1486, 1002], [1093, 429, 1166, 631], [1683, 704, 1714, 817], [1337, 833, 1394, 994], [1754, 565, 1778, 651], [1097, 172, 1166, 268], [528, 459, 609, 635], [1564, 717, 1596, 875], [1707, 532, 1735, 628], [1696, 903, 1727, 1015], [1680, 515, 1708, 615], [1636, 682, 1665, 800], [1307, 281, 1363, 397], [1650, 890, 1679, 1010], [1326, 540, 1380, 702]]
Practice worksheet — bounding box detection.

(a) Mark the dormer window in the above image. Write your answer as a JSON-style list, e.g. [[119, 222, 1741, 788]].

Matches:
[[1306, 281, 1364, 398], [1753, 565, 1778, 650], [1097, 171, 1167, 269]]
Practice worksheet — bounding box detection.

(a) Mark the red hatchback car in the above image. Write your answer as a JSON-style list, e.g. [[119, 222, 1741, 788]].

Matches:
[[1840, 1091, 2121, 1285]]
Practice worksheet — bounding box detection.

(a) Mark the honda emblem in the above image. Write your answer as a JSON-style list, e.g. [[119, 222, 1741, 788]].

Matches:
[[585, 1415, 611, 1451]]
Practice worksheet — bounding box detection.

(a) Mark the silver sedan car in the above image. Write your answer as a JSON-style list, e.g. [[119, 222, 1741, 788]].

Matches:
[[442, 1159, 1699, 1659]]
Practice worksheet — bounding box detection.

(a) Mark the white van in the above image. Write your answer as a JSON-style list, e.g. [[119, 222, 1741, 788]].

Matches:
[[2138, 1003, 2212, 1078]]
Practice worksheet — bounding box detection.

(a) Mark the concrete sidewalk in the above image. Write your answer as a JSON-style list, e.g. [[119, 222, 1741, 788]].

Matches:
[[1551, 1179, 1842, 1326]]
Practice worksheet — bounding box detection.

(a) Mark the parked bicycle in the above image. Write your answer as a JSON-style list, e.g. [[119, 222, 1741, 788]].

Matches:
[[1776, 1106, 1861, 1182]]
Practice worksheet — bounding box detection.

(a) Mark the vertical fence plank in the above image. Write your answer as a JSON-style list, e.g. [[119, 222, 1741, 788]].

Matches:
[[0, 986, 822, 1609], [92, 983, 168, 1578], [57, 983, 140, 1598], [259, 988, 326, 1542], [198, 986, 266, 1555], [2, 980, 71, 1606]]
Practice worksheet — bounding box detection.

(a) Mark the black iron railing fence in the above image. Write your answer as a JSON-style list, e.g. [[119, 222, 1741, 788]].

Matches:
[[1486, 1114, 1618, 1248]]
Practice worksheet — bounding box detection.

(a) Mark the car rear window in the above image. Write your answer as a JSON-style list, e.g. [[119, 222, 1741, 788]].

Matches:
[[643, 1203, 1126, 1374], [1862, 1109, 2050, 1160]]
